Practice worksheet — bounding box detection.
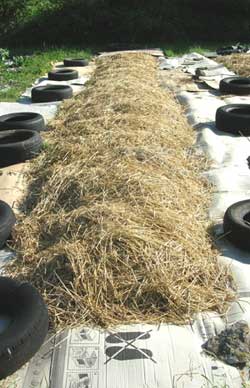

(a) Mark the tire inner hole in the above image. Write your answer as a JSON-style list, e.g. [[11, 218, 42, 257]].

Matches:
[[243, 212, 250, 226], [43, 85, 69, 91], [57, 70, 72, 73], [6, 113, 36, 122], [231, 108, 250, 115], [230, 79, 250, 85]]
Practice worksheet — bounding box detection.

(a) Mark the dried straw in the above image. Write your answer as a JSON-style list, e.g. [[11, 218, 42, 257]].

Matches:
[[9, 53, 234, 328], [217, 53, 250, 76]]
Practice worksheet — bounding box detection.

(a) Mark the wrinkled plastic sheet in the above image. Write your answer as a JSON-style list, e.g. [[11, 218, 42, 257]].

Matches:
[[174, 55, 250, 379], [159, 52, 217, 72], [161, 52, 234, 90]]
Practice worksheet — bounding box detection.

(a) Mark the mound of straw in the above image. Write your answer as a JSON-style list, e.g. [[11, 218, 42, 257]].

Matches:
[[217, 53, 250, 76], [10, 53, 233, 328]]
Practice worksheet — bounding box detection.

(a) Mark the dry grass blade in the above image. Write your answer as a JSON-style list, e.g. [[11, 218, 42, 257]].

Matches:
[[9, 53, 234, 329], [217, 53, 250, 76]]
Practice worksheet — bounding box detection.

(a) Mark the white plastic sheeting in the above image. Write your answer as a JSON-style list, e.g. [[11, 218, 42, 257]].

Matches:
[[159, 52, 221, 73], [1, 54, 250, 388], [159, 53, 234, 91], [20, 323, 241, 388], [177, 54, 250, 382]]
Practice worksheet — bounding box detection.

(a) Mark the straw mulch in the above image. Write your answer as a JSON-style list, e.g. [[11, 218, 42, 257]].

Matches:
[[10, 53, 234, 328], [217, 53, 250, 76]]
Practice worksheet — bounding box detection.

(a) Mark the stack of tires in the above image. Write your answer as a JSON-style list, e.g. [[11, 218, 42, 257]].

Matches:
[[215, 76, 250, 250], [0, 112, 45, 167]]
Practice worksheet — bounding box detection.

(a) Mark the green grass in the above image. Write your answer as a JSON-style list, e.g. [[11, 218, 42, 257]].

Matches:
[[0, 47, 92, 102]]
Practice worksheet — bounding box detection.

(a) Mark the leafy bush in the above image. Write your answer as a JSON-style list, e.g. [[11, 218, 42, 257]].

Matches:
[[0, 47, 25, 69], [0, 0, 27, 35], [0, 48, 9, 62], [12, 56, 25, 67], [1, 0, 250, 46]]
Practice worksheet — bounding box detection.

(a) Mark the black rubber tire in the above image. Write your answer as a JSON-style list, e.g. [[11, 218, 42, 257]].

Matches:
[[0, 277, 49, 380], [223, 199, 250, 251], [48, 69, 79, 81], [217, 45, 248, 56], [215, 104, 250, 135], [220, 77, 250, 95], [0, 112, 46, 132], [0, 130, 43, 167], [63, 58, 89, 67], [32, 85, 73, 103], [0, 201, 15, 249]]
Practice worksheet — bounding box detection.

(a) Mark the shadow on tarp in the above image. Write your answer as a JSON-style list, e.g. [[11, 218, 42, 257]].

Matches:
[[211, 223, 250, 265]]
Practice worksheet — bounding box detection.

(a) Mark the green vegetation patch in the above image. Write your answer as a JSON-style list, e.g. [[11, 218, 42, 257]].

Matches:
[[0, 47, 91, 102]]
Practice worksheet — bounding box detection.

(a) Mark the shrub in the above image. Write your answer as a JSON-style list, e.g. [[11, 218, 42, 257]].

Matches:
[[0, 0, 27, 35], [2, 0, 250, 46]]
